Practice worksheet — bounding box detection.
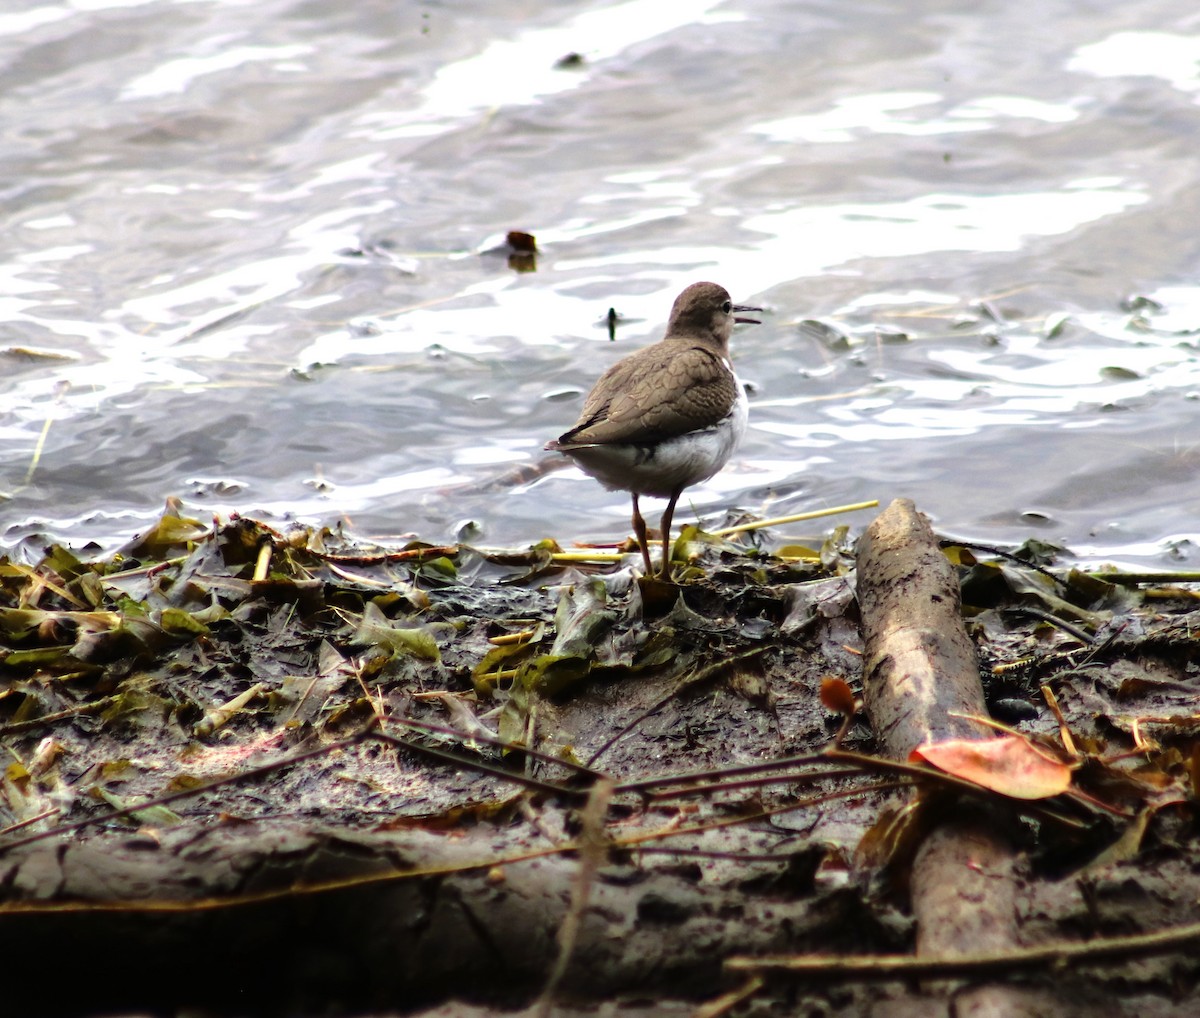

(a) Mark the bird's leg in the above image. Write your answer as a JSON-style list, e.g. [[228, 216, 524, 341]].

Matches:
[[658, 488, 683, 579], [631, 494, 653, 575]]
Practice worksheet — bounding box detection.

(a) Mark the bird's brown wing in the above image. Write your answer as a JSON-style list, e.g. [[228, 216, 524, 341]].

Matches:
[[558, 341, 739, 447]]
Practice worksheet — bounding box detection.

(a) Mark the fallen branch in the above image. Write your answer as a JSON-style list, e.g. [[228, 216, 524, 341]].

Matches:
[[725, 918, 1200, 979], [855, 498, 1028, 1013]]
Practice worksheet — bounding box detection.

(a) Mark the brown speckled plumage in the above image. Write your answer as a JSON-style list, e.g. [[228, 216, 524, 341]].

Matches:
[[546, 281, 761, 577], [558, 339, 738, 447]]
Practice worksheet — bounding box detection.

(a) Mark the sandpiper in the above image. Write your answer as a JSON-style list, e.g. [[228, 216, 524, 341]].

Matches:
[[546, 281, 761, 578]]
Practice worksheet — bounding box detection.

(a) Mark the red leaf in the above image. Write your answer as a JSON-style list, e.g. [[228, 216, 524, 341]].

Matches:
[[910, 735, 1072, 800]]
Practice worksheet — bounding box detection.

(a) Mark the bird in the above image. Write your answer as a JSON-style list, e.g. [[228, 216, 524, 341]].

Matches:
[[546, 281, 761, 578]]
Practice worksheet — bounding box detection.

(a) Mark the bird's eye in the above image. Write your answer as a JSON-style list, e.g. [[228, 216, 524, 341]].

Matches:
[[721, 300, 732, 313]]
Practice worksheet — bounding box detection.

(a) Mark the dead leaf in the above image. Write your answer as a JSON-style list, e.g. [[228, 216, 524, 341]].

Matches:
[[911, 734, 1072, 800]]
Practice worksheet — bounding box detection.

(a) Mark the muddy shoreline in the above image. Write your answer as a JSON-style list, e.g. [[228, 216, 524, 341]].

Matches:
[[2, 501, 1199, 1016]]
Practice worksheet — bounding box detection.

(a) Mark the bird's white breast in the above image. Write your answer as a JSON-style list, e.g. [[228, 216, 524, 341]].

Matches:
[[564, 380, 748, 499]]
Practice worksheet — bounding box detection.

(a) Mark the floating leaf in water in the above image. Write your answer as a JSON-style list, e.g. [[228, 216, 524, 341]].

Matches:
[[0, 345, 77, 362], [1120, 294, 1163, 314], [1100, 365, 1140, 380], [1044, 311, 1072, 339], [797, 319, 850, 351], [505, 230, 537, 253], [503, 231, 537, 273]]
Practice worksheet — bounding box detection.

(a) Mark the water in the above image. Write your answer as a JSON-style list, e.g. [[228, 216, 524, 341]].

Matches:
[[3, 0, 1200, 567]]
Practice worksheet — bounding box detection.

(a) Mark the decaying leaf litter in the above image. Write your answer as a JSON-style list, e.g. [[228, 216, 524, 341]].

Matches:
[[1, 498, 1199, 1017]]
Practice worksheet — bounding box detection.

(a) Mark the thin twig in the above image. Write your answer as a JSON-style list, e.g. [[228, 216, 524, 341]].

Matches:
[[371, 730, 592, 803], [1090, 570, 1200, 585], [252, 539, 273, 582], [534, 778, 613, 1017], [1001, 606, 1095, 644], [821, 749, 1089, 828], [939, 538, 1065, 585], [641, 767, 876, 802], [0, 808, 58, 839], [1041, 684, 1078, 758], [383, 713, 605, 782], [711, 500, 878, 537], [5, 561, 89, 610], [725, 919, 1200, 979], [615, 751, 830, 795], [0, 696, 121, 736], [694, 974, 765, 1018]]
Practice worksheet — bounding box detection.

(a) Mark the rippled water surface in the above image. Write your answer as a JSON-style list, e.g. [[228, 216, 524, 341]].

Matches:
[[4, 0, 1200, 565]]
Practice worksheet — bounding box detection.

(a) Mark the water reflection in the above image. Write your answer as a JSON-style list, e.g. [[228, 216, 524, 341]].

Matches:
[[2, 0, 1200, 569], [1070, 31, 1200, 94]]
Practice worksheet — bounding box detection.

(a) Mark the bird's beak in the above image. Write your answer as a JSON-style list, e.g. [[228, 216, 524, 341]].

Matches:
[[733, 303, 762, 325]]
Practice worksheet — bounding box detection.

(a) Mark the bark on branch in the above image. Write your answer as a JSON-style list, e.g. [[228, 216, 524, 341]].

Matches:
[[856, 499, 1046, 1016], [856, 498, 990, 756]]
